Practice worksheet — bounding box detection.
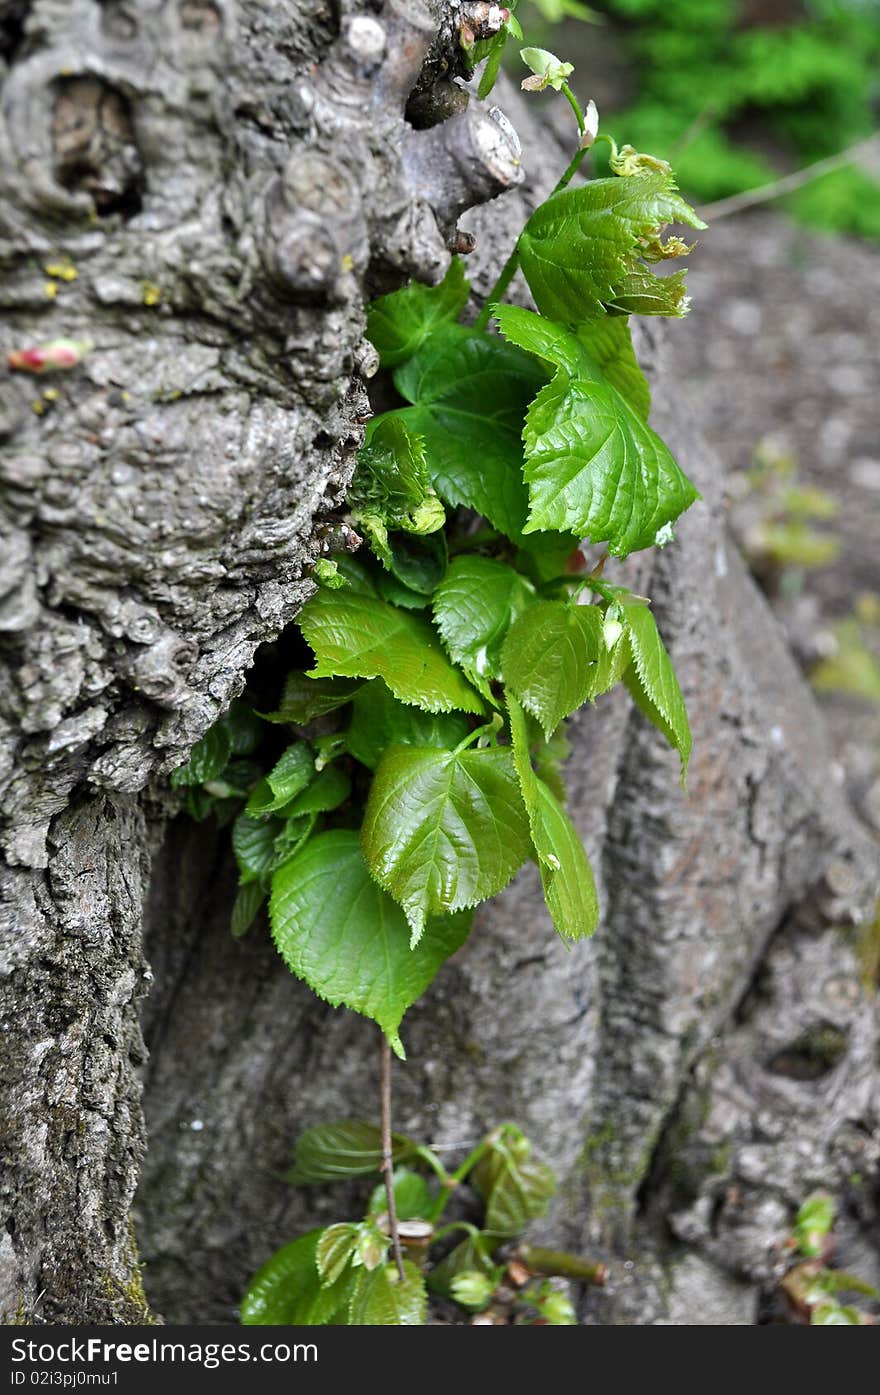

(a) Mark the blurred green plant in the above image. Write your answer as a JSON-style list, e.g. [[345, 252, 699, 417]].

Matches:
[[780, 1193, 879, 1324], [528, 0, 880, 241], [240, 1120, 605, 1326], [811, 593, 880, 703], [730, 441, 840, 587]]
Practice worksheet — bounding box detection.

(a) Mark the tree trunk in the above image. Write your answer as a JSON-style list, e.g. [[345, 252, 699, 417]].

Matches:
[[1, 2, 876, 1326]]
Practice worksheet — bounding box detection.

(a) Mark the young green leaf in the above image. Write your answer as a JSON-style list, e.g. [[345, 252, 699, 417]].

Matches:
[[298, 588, 484, 716], [793, 1193, 835, 1258], [382, 529, 447, 596], [375, 568, 431, 611], [472, 1134, 556, 1238], [316, 1224, 360, 1287], [507, 694, 598, 940], [287, 1120, 416, 1185], [299, 588, 485, 719], [432, 556, 536, 700], [281, 765, 350, 818], [390, 325, 546, 540], [574, 316, 651, 421], [240, 1229, 353, 1325], [517, 173, 705, 325], [532, 721, 572, 803], [501, 600, 604, 739], [346, 681, 469, 772], [351, 417, 445, 574], [427, 1234, 497, 1299], [361, 743, 532, 942], [520, 47, 574, 91], [620, 596, 691, 779], [270, 812, 317, 869], [270, 830, 473, 1057], [366, 258, 469, 368], [245, 742, 314, 816], [230, 882, 265, 939], [347, 1259, 427, 1325], [222, 699, 264, 756], [170, 722, 232, 788], [367, 1168, 433, 1223], [232, 810, 283, 884], [603, 267, 690, 317], [495, 306, 698, 556], [261, 672, 363, 725]]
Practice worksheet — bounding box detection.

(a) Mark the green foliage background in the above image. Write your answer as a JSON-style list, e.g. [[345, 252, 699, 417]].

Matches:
[[524, 0, 880, 238]]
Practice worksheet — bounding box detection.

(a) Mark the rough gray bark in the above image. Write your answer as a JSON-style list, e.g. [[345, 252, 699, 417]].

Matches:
[[1, 2, 877, 1327]]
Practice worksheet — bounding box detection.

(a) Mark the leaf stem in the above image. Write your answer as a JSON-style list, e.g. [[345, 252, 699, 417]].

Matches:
[[515, 1243, 608, 1286], [432, 1220, 483, 1244], [414, 1144, 451, 1186], [473, 146, 590, 332], [560, 82, 585, 136], [379, 1033, 406, 1281]]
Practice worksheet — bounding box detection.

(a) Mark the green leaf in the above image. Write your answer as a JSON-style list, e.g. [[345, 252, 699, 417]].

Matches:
[[346, 681, 469, 772], [261, 672, 363, 725], [794, 1193, 835, 1258], [281, 766, 350, 818], [316, 1224, 360, 1287], [298, 587, 484, 716], [347, 1260, 427, 1326], [533, 722, 571, 802], [271, 812, 317, 869], [508, 694, 598, 940], [222, 699, 264, 756], [366, 259, 469, 369], [603, 267, 690, 317], [383, 529, 447, 596], [810, 1303, 861, 1325], [427, 1234, 496, 1299], [816, 1270, 880, 1300], [477, 31, 507, 99], [501, 600, 605, 739], [270, 830, 473, 1057], [351, 418, 445, 574], [517, 173, 705, 325], [495, 307, 698, 556], [574, 316, 651, 420], [245, 743, 314, 816], [240, 1229, 353, 1325], [390, 325, 545, 539], [432, 557, 536, 699], [472, 1134, 556, 1238], [620, 596, 691, 779], [232, 810, 282, 884], [170, 723, 232, 788], [367, 1168, 433, 1223], [287, 1120, 416, 1185], [230, 882, 265, 939], [362, 743, 531, 942], [375, 569, 430, 611]]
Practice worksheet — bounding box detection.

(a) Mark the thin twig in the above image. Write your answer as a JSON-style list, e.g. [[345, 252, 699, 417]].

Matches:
[[698, 134, 880, 222], [380, 1033, 405, 1281]]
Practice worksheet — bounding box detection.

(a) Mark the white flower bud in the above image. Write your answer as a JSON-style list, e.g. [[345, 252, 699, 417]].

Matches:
[[579, 99, 599, 149]]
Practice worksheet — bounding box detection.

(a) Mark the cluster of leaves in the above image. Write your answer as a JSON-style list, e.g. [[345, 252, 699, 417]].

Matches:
[[175, 153, 701, 1059], [547, 0, 880, 241], [730, 441, 840, 585], [810, 592, 880, 705], [780, 1193, 880, 1325], [240, 1120, 582, 1327]]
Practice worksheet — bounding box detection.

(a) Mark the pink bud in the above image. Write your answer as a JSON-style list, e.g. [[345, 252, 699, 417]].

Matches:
[[7, 338, 93, 374]]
